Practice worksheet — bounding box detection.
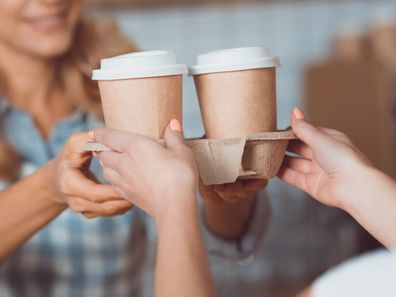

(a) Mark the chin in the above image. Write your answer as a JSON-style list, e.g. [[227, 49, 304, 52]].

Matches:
[[31, 35, 74, 58]]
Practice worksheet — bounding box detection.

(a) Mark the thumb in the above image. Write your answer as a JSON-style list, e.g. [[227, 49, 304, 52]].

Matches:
[[291, 108, 336, 153], [164, 119, 187, 151]]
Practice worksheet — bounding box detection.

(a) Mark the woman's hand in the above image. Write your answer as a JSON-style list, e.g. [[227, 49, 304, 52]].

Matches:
[[47, 132, 133, 218], [93, 120, 199, 221], [93, 121, 215, 297], [199, 179, 267, 204], [278, 108, 372, 209], [199, 170, 267, 240], [280, 108, 396, 248], [92, 121, 215, 297]]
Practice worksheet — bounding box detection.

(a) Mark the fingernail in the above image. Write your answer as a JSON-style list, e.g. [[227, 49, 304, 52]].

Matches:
[[92, 152, 98, 157], [293, 108, 305, 120], [88, 131, 95, 139], [169, 119, 182, 133]]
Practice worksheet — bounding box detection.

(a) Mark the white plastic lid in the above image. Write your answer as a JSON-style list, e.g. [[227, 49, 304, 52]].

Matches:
[[92, 50, 187, 80], [189, 47, 281, 76]]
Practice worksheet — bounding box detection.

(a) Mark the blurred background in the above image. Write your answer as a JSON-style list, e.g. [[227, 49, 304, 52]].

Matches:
[[88, 0, 396, 296]]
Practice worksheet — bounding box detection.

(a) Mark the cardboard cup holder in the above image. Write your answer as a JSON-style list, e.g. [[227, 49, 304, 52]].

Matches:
[[87, 48, 293, 185], [185, 130, 295, 185], [83, 129, 295, 186]]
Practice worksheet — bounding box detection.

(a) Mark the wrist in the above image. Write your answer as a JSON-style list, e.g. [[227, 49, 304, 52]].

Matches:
[[339, 163, 383, 214], [156, 188, 199, 229], [36, 161, 67, 207], [203, 192, 258, 240]]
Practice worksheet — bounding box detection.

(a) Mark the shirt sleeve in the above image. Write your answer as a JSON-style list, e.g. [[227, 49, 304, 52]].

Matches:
[[200, 189, 270, 262]]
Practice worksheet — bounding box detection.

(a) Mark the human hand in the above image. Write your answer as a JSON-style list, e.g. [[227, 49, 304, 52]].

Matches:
[[47, 132, 133, 218], [93, 120, 199, 220], [278, 108, 372, 209], [199, 179, 267, 205]]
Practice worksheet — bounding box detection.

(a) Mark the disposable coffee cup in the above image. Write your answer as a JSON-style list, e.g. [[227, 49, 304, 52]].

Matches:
[[189, 47, 281, 179], [189, 47, 281, 139], [92, 50, 187, 139]]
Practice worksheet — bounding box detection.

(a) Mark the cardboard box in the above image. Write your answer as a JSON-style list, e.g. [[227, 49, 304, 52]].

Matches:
[[304, 60, 396, 178], [369, 22, 396, 72], [332, 33, 369, 63], [84, 130, 295, 185]]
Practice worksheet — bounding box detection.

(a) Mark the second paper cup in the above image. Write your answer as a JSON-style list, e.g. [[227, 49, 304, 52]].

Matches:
[[189, 47, 281, 139]]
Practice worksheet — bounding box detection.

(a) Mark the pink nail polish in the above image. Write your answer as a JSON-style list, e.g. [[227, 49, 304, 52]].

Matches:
[[169, 119, 182, 133], [88, 131, 94, 139], [293, 108, 305, 120]]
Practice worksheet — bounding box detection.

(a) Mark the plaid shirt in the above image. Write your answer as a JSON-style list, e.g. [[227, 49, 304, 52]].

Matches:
[[0, 100, 268, 297]]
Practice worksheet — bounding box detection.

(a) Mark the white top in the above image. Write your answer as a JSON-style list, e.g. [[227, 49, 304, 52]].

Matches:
[[92, 50, 187, 80], [189, 47, 281, 75], [311, 249, 396, 297]]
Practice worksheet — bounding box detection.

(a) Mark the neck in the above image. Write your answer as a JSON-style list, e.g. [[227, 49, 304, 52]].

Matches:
[[0, 43, 59, 111]]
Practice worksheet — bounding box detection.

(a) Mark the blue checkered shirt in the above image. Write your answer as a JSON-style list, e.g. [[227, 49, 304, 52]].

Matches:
[[0, 100, 268, 297]]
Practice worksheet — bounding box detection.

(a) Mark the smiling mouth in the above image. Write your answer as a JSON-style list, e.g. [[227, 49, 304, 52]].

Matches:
[[24, 13, 68, 33]]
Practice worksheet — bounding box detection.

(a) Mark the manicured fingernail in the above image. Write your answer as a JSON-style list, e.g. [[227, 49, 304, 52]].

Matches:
[[92, 152, 98, 157], [169, 119, 182, 133], [293, 108, 305, 120], [88, 131, 94, 139]]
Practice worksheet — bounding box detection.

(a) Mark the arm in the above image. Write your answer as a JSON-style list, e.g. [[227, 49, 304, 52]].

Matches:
[[0, 167, 65, 260], [156, 190, 215, 297], [94, 120, 216, 297], [278, 108, 396, 248], [0, 132, 132, 261], [342, 167, 396, 248], [200, 180, 268, 240]]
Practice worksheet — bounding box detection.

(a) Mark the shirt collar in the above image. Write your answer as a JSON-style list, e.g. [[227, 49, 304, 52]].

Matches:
[[0, 97, 88, 123]]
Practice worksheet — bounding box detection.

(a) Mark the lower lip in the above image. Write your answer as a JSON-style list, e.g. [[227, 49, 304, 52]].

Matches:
[[25, 16, 67, 33]]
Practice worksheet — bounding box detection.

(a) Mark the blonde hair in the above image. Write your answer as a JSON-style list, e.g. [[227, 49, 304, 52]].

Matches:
[[0, 18, 138, 181], [60, 18, 138, 117]]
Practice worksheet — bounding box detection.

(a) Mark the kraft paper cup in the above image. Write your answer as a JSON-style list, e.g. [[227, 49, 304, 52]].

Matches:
[[189, 47, 281, 139], [189, 47, 281, 179], [93, 50, 187, 139]]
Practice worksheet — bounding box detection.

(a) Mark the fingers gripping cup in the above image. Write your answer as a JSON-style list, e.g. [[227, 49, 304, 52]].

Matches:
[[93, 51, 187, 139], [189, 47, 281, 179]]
